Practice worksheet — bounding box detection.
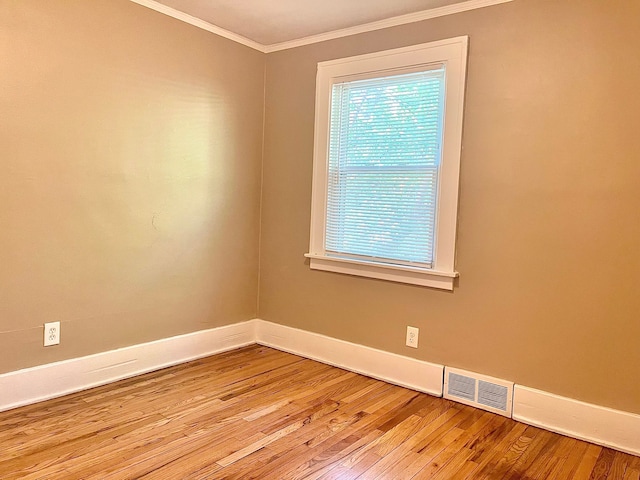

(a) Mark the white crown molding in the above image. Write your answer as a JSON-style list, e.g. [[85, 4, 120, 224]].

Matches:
[[264, 0, 514, 52], [129, 0, 266, 52], [129, 0, 514, 54]]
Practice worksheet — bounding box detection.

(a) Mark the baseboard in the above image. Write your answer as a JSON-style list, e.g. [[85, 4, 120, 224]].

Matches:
[[0, 320, 257, 413], [513, 385, 640, 456], [3, 318, 639, 458], [255, 319, 444, 397], [0, 319, 442, 414]]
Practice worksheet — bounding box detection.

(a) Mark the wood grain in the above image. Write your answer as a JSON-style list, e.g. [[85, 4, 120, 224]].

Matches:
[[0, 345, 636, 479]]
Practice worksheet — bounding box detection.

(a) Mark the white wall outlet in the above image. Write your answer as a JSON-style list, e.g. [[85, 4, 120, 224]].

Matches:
[[44, 321, 61, 346], [406, 326, 419, 348]]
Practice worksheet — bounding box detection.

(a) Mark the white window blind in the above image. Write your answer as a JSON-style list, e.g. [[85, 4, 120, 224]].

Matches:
[[326, 67, 445, 267]]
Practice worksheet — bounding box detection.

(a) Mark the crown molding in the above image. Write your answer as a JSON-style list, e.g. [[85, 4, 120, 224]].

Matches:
[[129, 0, 267, 52], [263, 0, 514, 52], [130, 0, 514, 53]]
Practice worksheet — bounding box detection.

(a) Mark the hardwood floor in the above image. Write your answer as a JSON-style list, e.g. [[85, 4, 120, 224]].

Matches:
[[1, 345, 638, 479]]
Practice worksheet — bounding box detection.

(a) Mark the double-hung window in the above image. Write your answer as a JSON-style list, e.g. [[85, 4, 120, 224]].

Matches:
[[306, 37, 468, 290]]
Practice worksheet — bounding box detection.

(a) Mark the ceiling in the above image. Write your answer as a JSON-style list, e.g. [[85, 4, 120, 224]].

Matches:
[[152, 0, 472, 46]]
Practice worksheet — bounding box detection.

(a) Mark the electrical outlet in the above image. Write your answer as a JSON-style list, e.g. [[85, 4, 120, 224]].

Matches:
[[406, 326, 419, 348], [44, 321, 60, 346]]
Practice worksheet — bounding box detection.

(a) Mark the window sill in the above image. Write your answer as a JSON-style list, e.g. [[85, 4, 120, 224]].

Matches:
[[304, 253, 458, 290]]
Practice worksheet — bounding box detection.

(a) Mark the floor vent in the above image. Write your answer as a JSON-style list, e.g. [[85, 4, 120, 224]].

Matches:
[[444, 367, 513, 417]]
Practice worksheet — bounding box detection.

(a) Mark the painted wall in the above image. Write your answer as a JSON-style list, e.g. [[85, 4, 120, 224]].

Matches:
[[0, 0, 265, 372], [3, 0, 639, 417], [259, 0, 640, 414]]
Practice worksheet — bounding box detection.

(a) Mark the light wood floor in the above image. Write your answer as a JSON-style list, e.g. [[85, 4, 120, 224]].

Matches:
[[1, 345, 638, 479]]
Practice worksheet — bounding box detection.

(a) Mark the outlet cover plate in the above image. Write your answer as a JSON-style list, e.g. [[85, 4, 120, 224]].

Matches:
[[406, 326, 419, 348], [44, 321, 60, 346]]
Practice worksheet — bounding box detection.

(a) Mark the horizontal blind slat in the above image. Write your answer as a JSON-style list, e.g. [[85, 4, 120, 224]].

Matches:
[[327, 69, 444, 265]]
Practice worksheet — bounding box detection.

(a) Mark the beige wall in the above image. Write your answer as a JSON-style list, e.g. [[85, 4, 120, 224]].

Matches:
[[3, 0, 639, 416], [0, 0, 265, 372], [259, 0, 640, 414]]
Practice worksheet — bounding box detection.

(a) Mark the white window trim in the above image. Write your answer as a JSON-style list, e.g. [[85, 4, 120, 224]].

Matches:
[[306, 36, 468, 291]]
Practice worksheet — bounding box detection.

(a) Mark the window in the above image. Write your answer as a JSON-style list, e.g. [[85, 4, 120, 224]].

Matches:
[[306, 37, 468, 290]]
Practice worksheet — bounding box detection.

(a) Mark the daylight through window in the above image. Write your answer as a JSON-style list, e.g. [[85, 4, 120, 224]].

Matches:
[[306, 37, 468, 290]]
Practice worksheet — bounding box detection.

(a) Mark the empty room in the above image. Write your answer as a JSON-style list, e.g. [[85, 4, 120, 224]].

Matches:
[[1, 0, 639, 478]]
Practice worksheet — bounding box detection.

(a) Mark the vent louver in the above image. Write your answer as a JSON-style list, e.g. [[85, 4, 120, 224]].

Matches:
[[478, 380, 508, 411], [444, 367, 513, 417], [447, 373, 476, 401]]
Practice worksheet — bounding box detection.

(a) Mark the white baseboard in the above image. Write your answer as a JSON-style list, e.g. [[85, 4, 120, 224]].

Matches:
[[0, 318, 442, 413], [0, 320, 257, 413], [255, 320, 443, 397], [3, 318, 639, 458], [513, 385, 640, 456]]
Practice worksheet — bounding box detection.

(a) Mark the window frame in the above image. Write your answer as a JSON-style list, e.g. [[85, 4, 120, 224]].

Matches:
[[306, 36, 468, 291]]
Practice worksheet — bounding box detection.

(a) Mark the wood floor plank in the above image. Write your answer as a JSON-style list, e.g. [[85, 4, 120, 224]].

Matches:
[[411, 412, 500, 479], [542, 436, 586, 480], [461, 421, 527, 479], [609, 451, 633, 480], [624, 466, 640, 480], [573, 444, 605, 480], [1, 345, 637, 480], [480, 425, 530, 478], [503, 429, 560, 480], [589, 447, 616, 480], [218, 385, 418, 480]]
